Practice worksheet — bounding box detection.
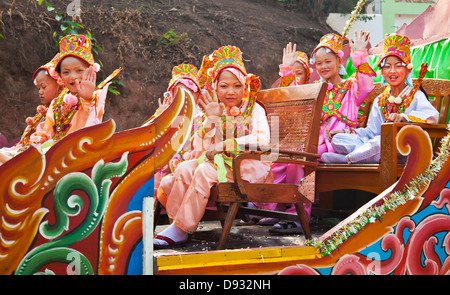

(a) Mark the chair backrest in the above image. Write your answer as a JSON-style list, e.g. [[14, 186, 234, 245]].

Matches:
[[256, 83, 327, 154], [358, 78, 450, 127]]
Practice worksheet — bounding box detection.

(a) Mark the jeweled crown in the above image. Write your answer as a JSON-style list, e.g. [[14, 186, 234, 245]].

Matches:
[[167, 64, 200, 92], [55, 34, 95, 69], [312, 33, 348, 57], [212, 46, 247, 81], [377, 34, 411, 67]]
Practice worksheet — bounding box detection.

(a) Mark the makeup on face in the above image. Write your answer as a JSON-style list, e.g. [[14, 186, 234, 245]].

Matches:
[[313, 48, 342, 83], [58, 56, 90, 94], [216, 70, 245, 108], [381, 56, 411, 90]]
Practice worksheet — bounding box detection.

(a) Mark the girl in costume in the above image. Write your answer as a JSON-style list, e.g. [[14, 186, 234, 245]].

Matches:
[[312, 30, 376, 156], [322, 34, 439, 164], [153, 46, 270, 248], [35, 34, 120, 151], [155, 58, 218, 198], [149, 64, 204, 200], [277, 42, 312, 87], [0, 54, 63, 164], [143, 64, 202, 126]]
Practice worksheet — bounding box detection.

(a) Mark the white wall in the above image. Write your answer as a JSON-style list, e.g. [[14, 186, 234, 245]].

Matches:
[[326, 13, 384, 46]]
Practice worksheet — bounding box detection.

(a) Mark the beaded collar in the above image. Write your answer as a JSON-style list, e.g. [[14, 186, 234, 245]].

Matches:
[[378, 85, 414, 120], [321, 78, 359, 127], [18, 104, 49, 147], [218, 98, 253, 141], [52, 88, 81, 141]]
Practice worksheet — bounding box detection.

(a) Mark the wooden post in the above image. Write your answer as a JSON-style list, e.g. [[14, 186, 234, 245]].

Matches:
[[142, 196, 154, 275]]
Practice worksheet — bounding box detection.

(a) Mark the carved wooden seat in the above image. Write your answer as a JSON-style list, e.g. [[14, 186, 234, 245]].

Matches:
[[315, 79, 450, 200], [209, 83, 327, 249], [153, 83, 327, 250]]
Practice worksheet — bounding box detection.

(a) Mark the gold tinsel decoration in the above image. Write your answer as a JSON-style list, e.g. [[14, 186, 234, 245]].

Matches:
[[306, 126, 450, 256], [341, 0, 367, 40]]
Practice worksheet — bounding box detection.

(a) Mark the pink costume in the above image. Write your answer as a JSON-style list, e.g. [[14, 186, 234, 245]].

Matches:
[[163, 101, 270, 233], [31, 34, 120, 150], [318, 48, 376, 155], [149, 64, 203, 194], [311, 33, 376, 155], [158, 46, 271, 234], [31, 86, 109, 149]]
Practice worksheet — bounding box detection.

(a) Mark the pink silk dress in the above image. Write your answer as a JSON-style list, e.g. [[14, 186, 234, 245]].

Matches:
[[160, 102, 271, 233], [318, 49, 375, 155]]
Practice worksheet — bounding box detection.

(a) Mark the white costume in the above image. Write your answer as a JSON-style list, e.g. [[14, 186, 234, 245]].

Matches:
[[322, 86, 439, 164]]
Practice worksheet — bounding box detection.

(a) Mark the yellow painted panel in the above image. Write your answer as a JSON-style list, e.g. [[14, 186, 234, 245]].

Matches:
[[156, 246, 321, 272]]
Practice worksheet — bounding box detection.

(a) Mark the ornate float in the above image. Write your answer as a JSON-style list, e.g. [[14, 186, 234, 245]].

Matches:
[[1, 1, 449, 275]]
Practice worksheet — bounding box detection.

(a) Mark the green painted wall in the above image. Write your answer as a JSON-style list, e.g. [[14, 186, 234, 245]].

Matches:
[[381, 0, 436, 35]]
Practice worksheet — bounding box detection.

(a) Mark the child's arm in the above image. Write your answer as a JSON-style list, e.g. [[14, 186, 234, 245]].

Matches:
[[354, 96, 385, 138], [278, 42, 298, 87], [197, 90, 223, 136], [29, 100, 56, 144], [349, 31, 376, 105]]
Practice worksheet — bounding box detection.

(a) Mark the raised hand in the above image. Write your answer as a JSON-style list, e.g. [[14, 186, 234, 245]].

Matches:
[[349, 30, 371, 51], [198, 90, 223, 119], [282, 42, 297, 67], [75, 66, 96, 100], [158, 92, 172, 113]]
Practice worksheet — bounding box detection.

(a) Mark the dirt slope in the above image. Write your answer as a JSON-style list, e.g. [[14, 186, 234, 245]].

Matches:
[[0, 0, 333, 141]]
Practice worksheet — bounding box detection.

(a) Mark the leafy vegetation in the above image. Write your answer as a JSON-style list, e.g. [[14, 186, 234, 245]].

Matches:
[[159, 29, 188, 46]]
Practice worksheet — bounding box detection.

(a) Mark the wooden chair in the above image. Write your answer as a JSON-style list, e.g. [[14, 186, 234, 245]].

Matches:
[[209, 82, 327, 249], [153, 83, 327, 250], [315, 78, 450, 199]]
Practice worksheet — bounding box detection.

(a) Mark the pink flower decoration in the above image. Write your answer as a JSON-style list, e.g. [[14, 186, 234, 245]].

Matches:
[[92, 119, 100, 124], [26, 117, 34, 125], [63, 93, 78, 106], [229, 106, 240, 116], [37, 105, 46, 114], [93, 63, 101, 72], [327, 82, 334, 91], [337, 50, 344, 58], [49, 68, 58, 78]]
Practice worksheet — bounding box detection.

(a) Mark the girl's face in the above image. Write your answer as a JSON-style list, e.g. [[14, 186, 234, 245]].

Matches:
[[59, 56, 90, 94], [381, 56, 411, 89], [314, 48, 342, 81], [293, 61, 308, 85], [35, 70, 60, 105], [216, 70, 246, 108]]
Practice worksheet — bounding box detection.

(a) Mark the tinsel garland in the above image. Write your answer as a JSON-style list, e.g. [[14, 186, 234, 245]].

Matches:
[[306, 126, 450, 256], [341, 0, 367, 40]]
